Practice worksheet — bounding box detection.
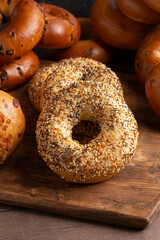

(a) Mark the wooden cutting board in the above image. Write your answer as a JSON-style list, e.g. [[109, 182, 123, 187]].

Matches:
[[0, 71, 160, 229]]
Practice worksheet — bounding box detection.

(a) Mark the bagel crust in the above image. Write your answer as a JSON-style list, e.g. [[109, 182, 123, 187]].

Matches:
[[34, 58, 139, 183]]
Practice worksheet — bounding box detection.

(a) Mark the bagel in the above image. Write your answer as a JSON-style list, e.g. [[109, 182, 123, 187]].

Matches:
[[0, 0, 45, 65], [142, 0, 160, 14], [56, 17, 117, 64], [90, 0, 153, 50], [77, 17, 97, 40], [135, 25, 160, 86], [145, 64, 160, 118], [0, 51, 39, 91], [116, 0, 160, 24], [0, 90, 26, 164], [28, 60, 57, 112], [29, 58, 123, 113], [38, 17, 117, 64], [37, 3, 81, 49], [52, 40, 117, 64], [31, 58, 138, 183]]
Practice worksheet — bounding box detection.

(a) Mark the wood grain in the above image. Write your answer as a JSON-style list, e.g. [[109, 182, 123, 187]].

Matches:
[[0, 71, 160, 228]]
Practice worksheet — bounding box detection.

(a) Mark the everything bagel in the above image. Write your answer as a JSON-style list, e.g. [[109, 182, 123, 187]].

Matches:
[[0, 0, 45, 65], [30, 58, 139, 183], [28, 60, 57, 112], [29, 58, 123, 113], [37, 3, 81, 49]]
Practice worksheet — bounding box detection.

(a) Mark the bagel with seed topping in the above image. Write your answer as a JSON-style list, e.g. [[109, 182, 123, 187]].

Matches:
[[29, 58, 139, 183]]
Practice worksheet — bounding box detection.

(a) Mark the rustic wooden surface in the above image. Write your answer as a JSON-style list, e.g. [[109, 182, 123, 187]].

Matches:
[[0, 64, 160, 230]]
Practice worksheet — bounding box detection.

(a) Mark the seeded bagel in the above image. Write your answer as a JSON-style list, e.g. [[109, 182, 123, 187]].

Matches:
[[29, 58, 139, 183]]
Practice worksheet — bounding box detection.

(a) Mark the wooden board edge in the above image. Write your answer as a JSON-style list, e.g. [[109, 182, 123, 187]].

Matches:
[[145, 199, 160, 226], [0, 192, 149, 229]]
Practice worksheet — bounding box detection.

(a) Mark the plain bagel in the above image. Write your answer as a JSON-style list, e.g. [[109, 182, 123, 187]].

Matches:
[[116, 0, 160, 24], [90, 0, 153, 50], [37, 3, 81, 49]]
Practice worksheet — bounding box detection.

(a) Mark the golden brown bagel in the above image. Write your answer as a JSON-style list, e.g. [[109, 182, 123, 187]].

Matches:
[[116, 0, 160, 24], [135, 25, 160, 86], [0, 90, 26, 164], [0, 0, 45, 65], [37, 3, 81, 49], [55, 17, 117, 64], [53, 40, 117, 64], [38, 17, 117, 64], [142, 0, 160, 14], [0, 51, 39, 91], [145, 64, 160, 118], [90, 0, 153, 50]]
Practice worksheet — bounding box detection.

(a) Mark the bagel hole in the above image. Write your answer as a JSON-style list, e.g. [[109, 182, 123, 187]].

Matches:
[[1, 16, 10, 30], [72, 120, 101, 144]]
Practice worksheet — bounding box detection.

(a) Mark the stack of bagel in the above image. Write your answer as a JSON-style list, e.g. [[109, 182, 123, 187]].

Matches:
[[0, 0, 46, 164], [0, 0, 45, 91], [90, 0, 160, 119], [28, 57, 139, 183], [36, 3, 118, 65]]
